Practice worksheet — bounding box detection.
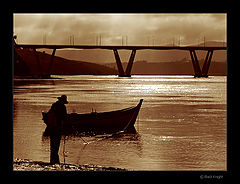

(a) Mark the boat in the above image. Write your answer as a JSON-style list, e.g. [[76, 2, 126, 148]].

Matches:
[[42, 99, 143, 135]]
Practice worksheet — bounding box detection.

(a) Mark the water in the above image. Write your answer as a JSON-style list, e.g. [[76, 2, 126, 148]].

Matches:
[[13, 75, 227, 170]]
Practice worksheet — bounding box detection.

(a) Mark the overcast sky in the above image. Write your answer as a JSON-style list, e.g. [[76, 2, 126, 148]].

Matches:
[[13, 13, 226, 46]]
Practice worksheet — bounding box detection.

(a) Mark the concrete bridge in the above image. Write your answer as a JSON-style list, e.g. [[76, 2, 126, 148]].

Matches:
[[14, 43, 227, 78]]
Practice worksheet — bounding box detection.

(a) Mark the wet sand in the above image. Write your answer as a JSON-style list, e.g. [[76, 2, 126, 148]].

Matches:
[[13, 158, 126, 171]]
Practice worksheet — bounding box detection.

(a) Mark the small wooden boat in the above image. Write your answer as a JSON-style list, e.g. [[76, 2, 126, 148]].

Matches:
[[42, 99, 143, 135]]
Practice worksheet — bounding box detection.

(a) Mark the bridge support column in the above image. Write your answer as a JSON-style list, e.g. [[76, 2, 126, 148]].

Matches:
[[113, 49, 137, 77], [47, 48, 56, 75], [189, 49, 214, 78], [33, 48, 44, 77], [113, 49, 125, 77], [189, 50, 202, 77], [125, 50, 136, 77], [33, 48, 53, 78], [201, 50, 213, 77]]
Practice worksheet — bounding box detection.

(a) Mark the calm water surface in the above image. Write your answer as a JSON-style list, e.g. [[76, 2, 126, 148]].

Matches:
[[13, 75, 227, 170]]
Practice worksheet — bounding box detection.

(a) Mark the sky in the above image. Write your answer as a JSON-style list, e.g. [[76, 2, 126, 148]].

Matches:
[[13, 13, 227, 46]]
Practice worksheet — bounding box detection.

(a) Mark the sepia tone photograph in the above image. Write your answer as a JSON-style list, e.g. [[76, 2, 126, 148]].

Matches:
[[13, 13, 227, 171]]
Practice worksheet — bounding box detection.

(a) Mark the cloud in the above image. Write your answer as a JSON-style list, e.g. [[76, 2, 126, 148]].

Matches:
[[13, 13, 226, 45]]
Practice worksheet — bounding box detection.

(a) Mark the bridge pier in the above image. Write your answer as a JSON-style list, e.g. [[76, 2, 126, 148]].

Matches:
[[33, 48, 57, 78], [113, 49, 125, 77], [189, 50, 202, 77], [201, 50, 213, 77], [113, 49, 136, 77], [189, 49, 214, 78], [47, 48, 56, 75], [33, 48, 45, 77], [125, 50, 136, 77]]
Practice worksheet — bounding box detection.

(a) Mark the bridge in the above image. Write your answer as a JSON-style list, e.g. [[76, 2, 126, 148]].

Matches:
[[14, 43, 227, 78]]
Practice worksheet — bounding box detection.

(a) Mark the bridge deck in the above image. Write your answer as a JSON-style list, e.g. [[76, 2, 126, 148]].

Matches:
[[15, 44, 226, 51]]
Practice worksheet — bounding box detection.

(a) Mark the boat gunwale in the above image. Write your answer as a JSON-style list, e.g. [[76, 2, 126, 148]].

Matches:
[[42, 99, 143, 125], [43, 99, 142, 118]]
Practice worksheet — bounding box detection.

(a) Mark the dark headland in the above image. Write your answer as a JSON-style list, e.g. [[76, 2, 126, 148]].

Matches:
[[14, 48, 118, 78]]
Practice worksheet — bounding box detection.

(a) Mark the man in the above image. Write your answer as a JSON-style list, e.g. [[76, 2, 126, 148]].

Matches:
[[48, 95, 68, 164]]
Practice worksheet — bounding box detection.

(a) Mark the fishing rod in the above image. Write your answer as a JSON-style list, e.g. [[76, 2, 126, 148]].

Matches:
[[63, 135, 66, 165]]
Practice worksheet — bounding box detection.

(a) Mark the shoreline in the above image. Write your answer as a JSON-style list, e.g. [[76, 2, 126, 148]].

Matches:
[[13, 158, 127, 171]]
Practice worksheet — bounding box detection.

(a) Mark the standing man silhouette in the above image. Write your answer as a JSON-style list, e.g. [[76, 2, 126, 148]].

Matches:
[[48, 95, 68, 164]]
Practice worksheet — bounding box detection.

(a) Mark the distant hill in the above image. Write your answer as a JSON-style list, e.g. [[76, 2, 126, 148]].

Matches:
[[14, 48, 118, 76], [196, 41, 226, 47], [105, 59, 227, 76]]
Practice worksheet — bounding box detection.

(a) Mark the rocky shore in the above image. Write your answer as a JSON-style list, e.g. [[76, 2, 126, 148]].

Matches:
[[13, 158, 126, 171]]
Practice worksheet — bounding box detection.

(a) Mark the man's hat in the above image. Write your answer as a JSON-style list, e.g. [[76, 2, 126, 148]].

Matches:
[[57, 95, 69, 104]]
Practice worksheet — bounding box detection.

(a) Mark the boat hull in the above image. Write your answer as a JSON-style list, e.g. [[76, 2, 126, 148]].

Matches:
[[42, 99, 143, 135]]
